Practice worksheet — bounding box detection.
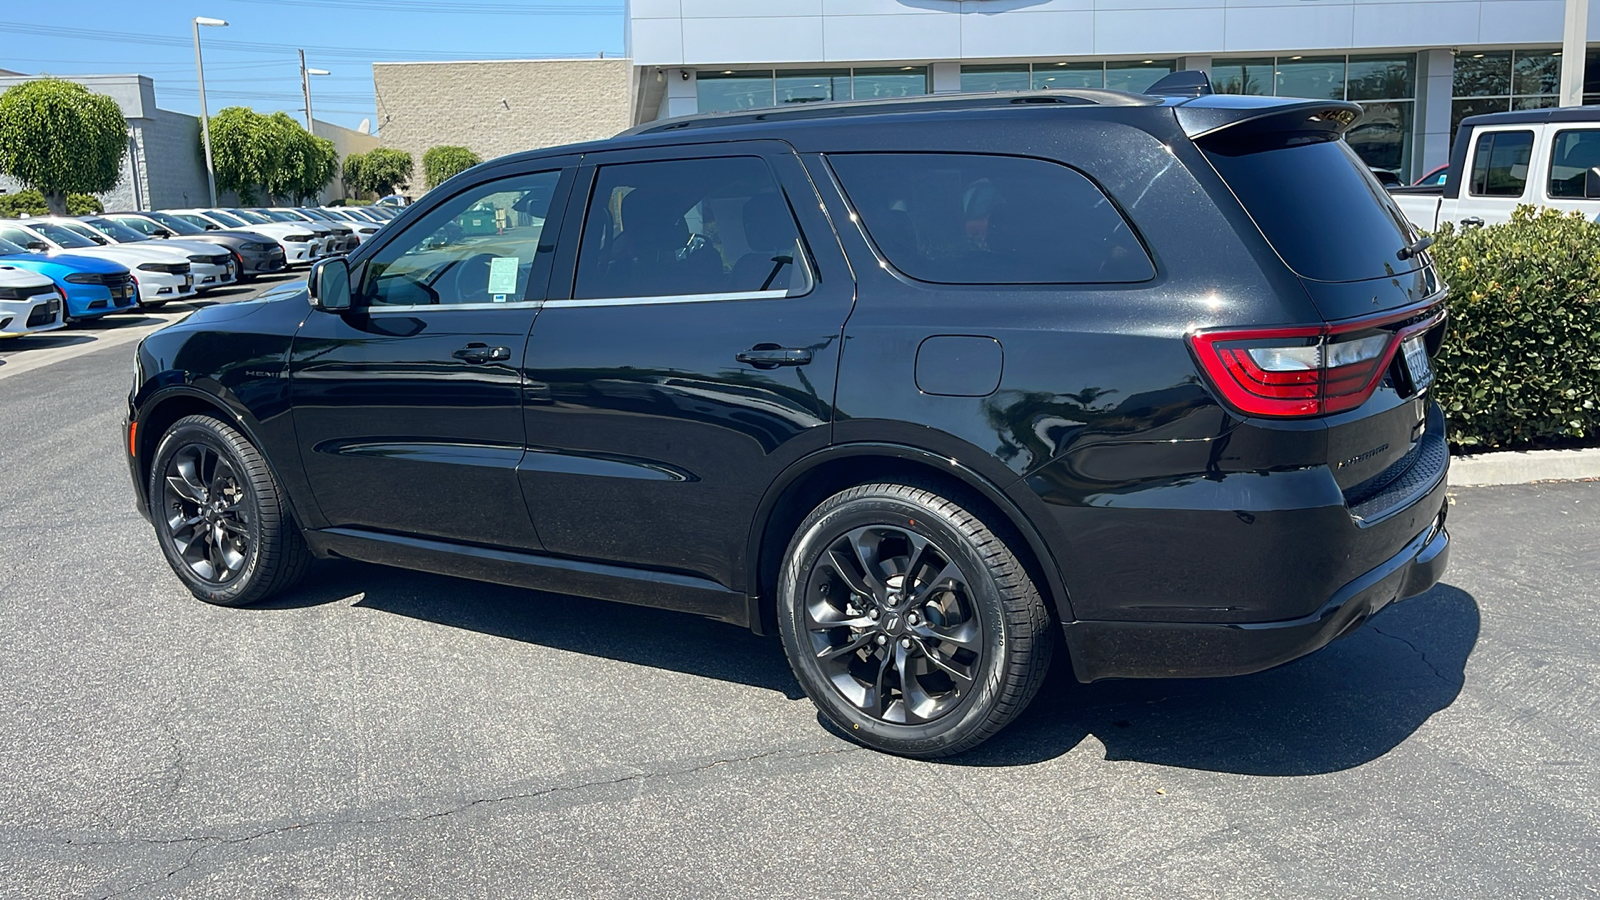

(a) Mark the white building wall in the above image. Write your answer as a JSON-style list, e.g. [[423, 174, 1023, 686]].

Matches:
[[630, 0, 1600, 66]]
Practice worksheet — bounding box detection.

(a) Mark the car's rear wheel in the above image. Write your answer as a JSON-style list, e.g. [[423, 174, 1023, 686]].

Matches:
[[148, 414, 312, 606], [777, 482, 1054, 758]]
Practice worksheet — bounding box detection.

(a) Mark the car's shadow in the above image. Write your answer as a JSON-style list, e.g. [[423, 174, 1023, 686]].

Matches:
[[260, 563, 1478, 775]]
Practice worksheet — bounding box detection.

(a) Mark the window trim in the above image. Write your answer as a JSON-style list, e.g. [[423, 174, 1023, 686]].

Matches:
[[567, 154, 817, 305], [822, 150, 1157, 287], [355, 163, 572, 312], [1467, 128, 1536, 198], [1545, 127, 1600, 200]]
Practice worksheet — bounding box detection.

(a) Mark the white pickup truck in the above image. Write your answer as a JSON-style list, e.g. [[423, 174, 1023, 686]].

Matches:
[[1390, 106, 1600, 232]]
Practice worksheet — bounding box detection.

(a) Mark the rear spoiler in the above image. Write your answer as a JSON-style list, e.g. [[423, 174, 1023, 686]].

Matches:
[[1174, 98, 1365, 142]]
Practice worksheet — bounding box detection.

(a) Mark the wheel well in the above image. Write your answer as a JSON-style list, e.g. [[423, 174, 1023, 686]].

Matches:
[[752, 454, 1063, 636], [135, 395, 229, 489]]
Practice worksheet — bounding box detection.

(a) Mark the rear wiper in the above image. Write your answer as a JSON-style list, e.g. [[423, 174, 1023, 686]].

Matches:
[[1397, 235, 1434, 261]]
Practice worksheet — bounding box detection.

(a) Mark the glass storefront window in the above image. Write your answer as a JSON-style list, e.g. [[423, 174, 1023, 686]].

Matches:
[[1347, 100, 1413, 175], [697, 70, 775, 113], [852, 67, 929, 100], [1104, 60, 1176, 93], [1347, 56, 1414, 102], [1513, 51, 1561, 96], [1450, 49, 1570, 143], [1033, 62, 1104, 90], [1452, 97, 1511, 135], [1275, 56, 1347, 100], [1454, 51, 1512, 98], [961, 65, 1029, 92], [1212, 58, 1274, 95], [776, 71, 848, 106]]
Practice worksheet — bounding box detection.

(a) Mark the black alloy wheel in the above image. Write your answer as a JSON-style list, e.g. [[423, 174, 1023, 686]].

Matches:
[[149, 414, 313, 606], [778, 482, 1054, 758], [161, 442, 252, 583]]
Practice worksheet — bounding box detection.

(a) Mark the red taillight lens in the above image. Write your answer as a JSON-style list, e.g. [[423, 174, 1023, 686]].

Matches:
[[1191, 324, 1401, 417]]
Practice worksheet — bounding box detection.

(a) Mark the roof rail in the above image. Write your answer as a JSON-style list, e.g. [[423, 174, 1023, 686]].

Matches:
[[619, 88, 1162, 137]]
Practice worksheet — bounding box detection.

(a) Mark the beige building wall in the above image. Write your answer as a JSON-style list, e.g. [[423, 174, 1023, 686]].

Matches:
[[312, 118, 381, 204], [373, 58, 632, 199]]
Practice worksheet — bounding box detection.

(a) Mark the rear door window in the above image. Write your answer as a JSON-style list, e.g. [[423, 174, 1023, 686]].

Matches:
[[573, 156, 813, 300], [1547, 129, 1600, 198], [1468, 130, 1534, 197], [827, 152, 1154, 285]]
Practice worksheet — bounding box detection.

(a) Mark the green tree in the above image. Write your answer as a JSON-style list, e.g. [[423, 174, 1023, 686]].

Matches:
[[207, 106, 276, 204], [359, 147, 414, 199], [0, 79, 127, 216], [341, 151, 366, 199], [262, 112, 336, 203], [422, 145, 482, 189]]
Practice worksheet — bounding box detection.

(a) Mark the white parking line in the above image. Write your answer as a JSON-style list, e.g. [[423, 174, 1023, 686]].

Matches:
[[0, 309, 193, 382]]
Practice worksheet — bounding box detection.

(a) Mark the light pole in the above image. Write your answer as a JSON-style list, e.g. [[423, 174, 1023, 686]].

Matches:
[[299, 51, 330, 131], [193, 16, 228, 206]]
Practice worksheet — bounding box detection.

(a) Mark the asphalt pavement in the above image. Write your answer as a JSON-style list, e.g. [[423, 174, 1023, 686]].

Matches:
[[0, 284, 1596, 898]]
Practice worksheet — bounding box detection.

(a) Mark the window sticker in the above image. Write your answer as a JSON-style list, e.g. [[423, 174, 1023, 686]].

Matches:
[[487, 256, 520, 300]]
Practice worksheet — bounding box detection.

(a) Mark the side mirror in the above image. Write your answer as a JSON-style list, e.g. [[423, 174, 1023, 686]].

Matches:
[[204, 223, 219, 231], [308, 257, 352, 312], [155, 229, 174, 238], [25, 240, 48, 252]]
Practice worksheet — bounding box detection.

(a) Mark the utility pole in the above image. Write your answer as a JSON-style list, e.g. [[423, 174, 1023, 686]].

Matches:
[[1560, 0, 1590, 106], [193, 17, 228, 206]]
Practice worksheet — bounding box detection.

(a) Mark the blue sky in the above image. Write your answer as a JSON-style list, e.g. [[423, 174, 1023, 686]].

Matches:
[[0, 0, 625, 133]]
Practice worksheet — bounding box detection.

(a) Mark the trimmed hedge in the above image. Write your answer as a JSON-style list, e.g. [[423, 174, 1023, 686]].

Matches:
[[1429, 205, 1600, 449], [0, 189, 102, 216]]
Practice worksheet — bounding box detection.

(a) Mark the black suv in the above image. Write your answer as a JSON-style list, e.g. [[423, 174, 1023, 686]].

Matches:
[[127, 78, 1450, 757]]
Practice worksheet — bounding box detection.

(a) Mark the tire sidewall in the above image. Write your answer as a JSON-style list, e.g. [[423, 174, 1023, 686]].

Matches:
[[778, 491, 1011, 755], [148, 419, 266, 605]]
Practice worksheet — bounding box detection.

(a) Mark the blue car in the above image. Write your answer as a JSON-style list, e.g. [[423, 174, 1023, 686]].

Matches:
[[0, 235, 136, 322]]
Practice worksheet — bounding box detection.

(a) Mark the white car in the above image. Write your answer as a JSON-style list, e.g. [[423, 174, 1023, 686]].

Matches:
[[0, 262, 65, 337], [317, 207, 384, 244], [231, 209, 344, 256], [166, 209, 324, 266], [0, 219, 194, 308], [48, 217, 237, 294]]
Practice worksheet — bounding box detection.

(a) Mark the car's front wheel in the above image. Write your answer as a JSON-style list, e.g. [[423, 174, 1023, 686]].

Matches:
[[148, 414, 312, 606], [777, 482, 1054, 758]]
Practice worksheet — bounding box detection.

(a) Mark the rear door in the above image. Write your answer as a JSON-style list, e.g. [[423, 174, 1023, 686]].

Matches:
[[288, 160, 574, 549], [1454, 126, 1538, 227], [519, 141, 854, 592], [1541, 126, 1600, 216]]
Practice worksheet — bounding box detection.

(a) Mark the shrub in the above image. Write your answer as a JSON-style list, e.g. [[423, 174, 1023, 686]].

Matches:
[[423, 145, 482, 189], [1428, 205, 1600, 450], [0, 189, 102, 216]]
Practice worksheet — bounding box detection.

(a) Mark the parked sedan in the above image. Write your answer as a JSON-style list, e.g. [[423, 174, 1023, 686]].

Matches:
[[0, 234, 135, 323], [166, 209, 323, 266], [0, 252, 66, 337], [301, 207, 379, 246], [0, 220, 190, 309], [103, 211, 287, 281], [52, 217, 236, 294], [238, 209, 348, 255]]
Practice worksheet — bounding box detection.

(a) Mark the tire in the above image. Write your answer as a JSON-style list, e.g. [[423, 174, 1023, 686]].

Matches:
[[141, 300, 168, 310], [776, 482, 1054, 758], [147, 414, 313, 606]]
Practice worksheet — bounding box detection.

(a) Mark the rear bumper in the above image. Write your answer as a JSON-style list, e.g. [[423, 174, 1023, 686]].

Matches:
[[1065, 502, 1449, 681]]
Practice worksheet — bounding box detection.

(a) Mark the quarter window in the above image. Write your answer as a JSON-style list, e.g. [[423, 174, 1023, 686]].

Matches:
[[573, 157, 812, 300], [1468, 130, 1535, 197], [828, 152, 1154, 285], [360, 170, 563, 307], [1548, 130, 1600, 198]]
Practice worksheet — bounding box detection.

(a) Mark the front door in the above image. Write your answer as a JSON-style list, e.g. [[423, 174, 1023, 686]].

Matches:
[[520, 143, 855, 591], [289, 163, 573, 549]]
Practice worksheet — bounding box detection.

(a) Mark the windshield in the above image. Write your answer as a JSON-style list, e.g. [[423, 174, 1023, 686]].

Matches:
[[0, 237, 25, 255], [143, 212, 205, 235], [27, 222, 99, 249], [81, 217, 151, 243], [299, 208, 333, 220], [227, 209, 270, 224], [50, 220, 114, 245], [203, 210, 249, 227], [260, 210, 301, 222]]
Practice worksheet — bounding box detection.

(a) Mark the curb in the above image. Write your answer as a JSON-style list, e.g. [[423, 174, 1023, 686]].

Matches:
[[1449, 447, 1600, 487]]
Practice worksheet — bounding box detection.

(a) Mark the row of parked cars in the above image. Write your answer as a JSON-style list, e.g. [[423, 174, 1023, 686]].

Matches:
[[0, 204, 398, 339]]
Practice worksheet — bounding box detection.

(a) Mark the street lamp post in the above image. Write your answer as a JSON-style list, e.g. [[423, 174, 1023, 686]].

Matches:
[[1559, 0, 1590, 106], [299, 51, 330, 131], [193, 16, 228, 207]]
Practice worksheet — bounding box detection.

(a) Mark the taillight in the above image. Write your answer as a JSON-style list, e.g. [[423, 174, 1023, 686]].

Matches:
[[1189, 311, 1438, 418]]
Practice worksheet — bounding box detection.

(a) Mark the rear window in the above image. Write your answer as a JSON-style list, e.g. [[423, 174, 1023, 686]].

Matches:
[[1202, 136, 1418, 283], [828, 153, 1154, 285]]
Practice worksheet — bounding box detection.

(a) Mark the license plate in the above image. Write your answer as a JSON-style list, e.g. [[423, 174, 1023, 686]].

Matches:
[[113, 286, 131, 300], [183, 275, 194, 290], [1402, 336, 1434, 392]]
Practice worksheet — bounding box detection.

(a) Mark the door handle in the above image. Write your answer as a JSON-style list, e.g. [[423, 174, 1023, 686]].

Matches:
[[736, 346, 813, 369], [1460, 216, 1484, 228], [453, 343, 511, 364]]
